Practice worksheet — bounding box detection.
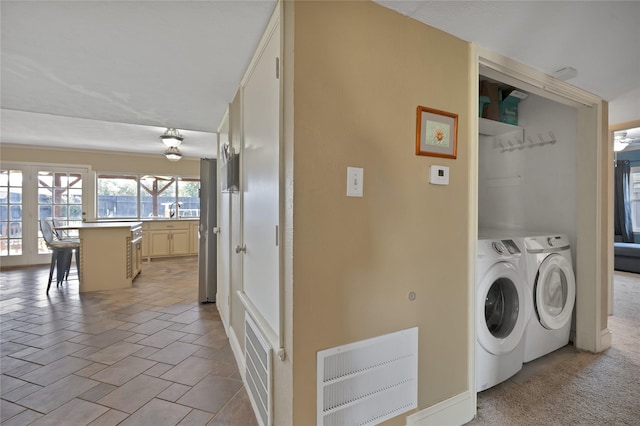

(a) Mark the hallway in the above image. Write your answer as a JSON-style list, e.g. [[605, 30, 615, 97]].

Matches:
[[0, 257, 257, 425]]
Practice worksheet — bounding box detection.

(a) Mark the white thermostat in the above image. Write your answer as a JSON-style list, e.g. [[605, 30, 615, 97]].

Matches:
[[429, 165, 449, 185]]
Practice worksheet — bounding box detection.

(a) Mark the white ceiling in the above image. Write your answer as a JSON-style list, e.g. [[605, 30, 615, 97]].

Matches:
[[2, 1, 639, 159], [1, 0, 277, 159]]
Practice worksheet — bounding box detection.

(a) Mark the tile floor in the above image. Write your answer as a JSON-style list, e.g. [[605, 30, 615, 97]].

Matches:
[[0, 257, 257, 426]]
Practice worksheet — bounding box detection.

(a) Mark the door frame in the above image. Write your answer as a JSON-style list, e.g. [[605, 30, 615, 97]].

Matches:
[[216, 109, 231, 327], [469, 44, 610, 411], [608, 119, 640, 315]]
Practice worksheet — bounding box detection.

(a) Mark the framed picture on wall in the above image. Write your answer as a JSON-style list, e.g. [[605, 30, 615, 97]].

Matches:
[[416, 106, 458, 159]]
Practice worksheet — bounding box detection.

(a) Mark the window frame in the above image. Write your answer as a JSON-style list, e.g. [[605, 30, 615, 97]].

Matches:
[[96, 172, 200, 220], [630, 165, 640, 233]]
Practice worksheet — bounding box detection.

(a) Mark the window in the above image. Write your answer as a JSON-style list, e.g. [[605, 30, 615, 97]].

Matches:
[[177, 179, 201, 217], [38, 170, 83, 253], [141, 175, 176, 218], [0, 169, 23, 256], [97, 174, 200, 219], [631, 166, 640, 232], [97, 175, 138, 218]]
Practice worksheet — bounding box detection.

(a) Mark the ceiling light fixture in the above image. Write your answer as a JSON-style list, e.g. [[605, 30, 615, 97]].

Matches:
[[165, 146, 182, 161], [614, 131, 631, 152], [613, 141, 629, 152], [160, 127, 183, 148]]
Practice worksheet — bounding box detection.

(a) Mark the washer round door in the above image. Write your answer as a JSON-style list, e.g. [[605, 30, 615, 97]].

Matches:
[[478, 262, 529, 355], [535, 253, 576, 330]]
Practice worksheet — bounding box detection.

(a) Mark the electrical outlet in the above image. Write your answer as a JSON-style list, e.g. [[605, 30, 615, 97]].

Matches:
[[347, 167, 364, 197]]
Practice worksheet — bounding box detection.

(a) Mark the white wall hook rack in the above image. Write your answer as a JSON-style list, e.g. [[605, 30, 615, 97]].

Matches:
[[498, 130, 556, 153], [525, 131, 557, 149]]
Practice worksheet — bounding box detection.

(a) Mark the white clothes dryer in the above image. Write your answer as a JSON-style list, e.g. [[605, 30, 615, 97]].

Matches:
[[519, 234, 576, 363], [476, 238, 531, 392]]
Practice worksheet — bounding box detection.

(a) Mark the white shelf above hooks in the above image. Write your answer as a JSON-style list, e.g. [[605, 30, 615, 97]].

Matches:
[[478, 118, 521, 136]]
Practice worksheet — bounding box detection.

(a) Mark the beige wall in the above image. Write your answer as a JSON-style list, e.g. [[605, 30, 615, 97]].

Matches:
[[1, 145, 200, 176], [291, 2, 471, 424]]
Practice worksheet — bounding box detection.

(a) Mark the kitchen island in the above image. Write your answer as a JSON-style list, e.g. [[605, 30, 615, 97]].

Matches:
[[56, 221, 142, 292]]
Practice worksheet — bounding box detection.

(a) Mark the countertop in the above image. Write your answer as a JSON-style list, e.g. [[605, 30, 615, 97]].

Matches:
[[96, 218, 198, 223], [56, 221, 143, 230]]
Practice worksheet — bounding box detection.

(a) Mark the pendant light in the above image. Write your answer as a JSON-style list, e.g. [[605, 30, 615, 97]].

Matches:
[[160, 128, 183, 147], [161, 128, 183, 161], [165, 146, 182, 162]]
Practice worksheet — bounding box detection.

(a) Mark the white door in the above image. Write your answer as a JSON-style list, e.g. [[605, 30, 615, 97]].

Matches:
[[241, 22, 281, 335], [535, 254, 576, 330], [0, 163, 88, 267]]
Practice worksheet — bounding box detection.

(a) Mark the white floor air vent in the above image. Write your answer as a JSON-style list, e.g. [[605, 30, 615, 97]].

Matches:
[[245, 313, 272, 426], [317, 327, 418, 426]]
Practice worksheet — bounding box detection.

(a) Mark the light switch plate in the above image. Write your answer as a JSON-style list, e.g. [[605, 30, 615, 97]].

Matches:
[[346, 167, 364, 197], [429, 165, 449, 185]]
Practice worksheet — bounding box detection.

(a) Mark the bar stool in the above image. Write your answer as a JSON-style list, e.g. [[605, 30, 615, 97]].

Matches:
[[39, 218, 80, 293], [52, 218, 81, 281]]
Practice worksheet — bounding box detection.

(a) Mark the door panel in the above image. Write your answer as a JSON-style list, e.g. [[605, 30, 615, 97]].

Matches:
[[150, 231, 171, 256], [229, 90, 244, 344], [241, 23, 281, 335], [171, 230, 190, 255]]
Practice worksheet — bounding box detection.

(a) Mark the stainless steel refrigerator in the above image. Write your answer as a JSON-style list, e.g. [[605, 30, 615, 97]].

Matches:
[[198, 158, 217, 303]]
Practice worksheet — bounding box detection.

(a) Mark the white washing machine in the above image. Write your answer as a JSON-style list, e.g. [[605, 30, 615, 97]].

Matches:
[[519, 234, 576, 363], [476, 238, 531, 392]]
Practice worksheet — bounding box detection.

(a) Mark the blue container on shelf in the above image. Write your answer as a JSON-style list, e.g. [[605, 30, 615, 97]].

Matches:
[[499, 93, 520, 125]]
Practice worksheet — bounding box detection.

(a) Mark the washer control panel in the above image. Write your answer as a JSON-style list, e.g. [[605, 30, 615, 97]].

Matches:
[[546, 235, 564, 247], [524, 235, 570, 252], [492, 239, 520, 255]]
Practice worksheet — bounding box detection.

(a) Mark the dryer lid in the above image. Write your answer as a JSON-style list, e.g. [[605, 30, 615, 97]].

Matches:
[[535, 254, 576, 330]]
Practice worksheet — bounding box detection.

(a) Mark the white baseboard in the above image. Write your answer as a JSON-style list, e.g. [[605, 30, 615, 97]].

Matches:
[[406, 390, 475, 426], [599, 327, 612, 351], [219, 308, 230, 336], [228, 325, 245, 382]]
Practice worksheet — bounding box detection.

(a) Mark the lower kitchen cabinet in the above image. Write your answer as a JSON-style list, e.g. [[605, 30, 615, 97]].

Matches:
[[142, 220, 197, 260]]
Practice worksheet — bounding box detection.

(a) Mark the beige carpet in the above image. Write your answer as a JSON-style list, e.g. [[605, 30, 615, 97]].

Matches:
[[468, 271, 640, 425]]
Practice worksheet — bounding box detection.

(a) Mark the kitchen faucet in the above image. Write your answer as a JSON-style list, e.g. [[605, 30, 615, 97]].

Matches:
[[169, 202, 182, 218]]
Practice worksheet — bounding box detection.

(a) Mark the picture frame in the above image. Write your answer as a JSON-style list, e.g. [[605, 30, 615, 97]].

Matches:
[[416, 106, 458, 159]]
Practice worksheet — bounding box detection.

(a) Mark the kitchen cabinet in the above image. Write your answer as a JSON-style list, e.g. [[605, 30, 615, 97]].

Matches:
[[132, 239, 143, 277], [143, 220, 196, 260]]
